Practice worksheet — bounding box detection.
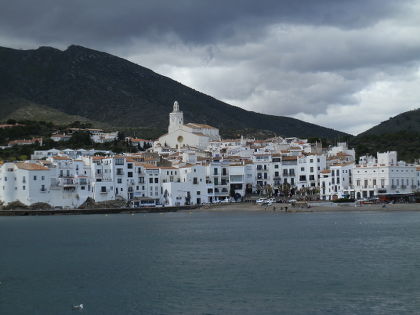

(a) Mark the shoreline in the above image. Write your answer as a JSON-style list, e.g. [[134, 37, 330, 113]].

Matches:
[[1, 202, 420, 216], [192, 202, 420, 213]]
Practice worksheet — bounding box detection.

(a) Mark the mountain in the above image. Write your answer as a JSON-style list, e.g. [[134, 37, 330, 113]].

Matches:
[[350, 109, 420, 162], [357, 109, 420, 136], [0, 45, 348, 139]]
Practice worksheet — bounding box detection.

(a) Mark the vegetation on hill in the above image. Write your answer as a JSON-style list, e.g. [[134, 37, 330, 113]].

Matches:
[[359, 109, 420, 136], [0, 120, 150, 161], [347, 109, 420, 162], [0, 45, 347, 139], [349, 131, 420, 163]]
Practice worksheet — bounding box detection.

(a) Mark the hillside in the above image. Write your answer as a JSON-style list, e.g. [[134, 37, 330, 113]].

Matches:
[[350, 109, 420, 162], [358, 109, 420, 136], [0, 45, 347, 139]]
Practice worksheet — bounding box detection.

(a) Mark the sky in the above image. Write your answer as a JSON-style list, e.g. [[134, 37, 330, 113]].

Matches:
[[1, 0, 420, 135]]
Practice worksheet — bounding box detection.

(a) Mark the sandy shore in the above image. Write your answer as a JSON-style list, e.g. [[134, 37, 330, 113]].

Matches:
[[195, 202, 420, 213]]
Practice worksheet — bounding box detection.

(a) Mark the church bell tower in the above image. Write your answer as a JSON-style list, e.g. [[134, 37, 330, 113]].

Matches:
[[169, 101, 184, 133]]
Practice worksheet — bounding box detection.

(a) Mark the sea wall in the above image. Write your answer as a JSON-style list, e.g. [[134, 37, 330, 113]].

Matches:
[[0, 205, 199, 216]]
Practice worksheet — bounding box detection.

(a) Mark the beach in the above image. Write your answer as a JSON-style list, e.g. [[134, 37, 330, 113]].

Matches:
[[196, 201, 420, 213]]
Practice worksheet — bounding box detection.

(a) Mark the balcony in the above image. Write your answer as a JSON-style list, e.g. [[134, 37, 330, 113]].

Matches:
[[62, 179, 76, 186]]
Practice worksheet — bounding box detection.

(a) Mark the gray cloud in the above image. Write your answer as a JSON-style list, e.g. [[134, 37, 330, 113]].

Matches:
[[0, 0, 419, 135], [0, 0, 410, 47]]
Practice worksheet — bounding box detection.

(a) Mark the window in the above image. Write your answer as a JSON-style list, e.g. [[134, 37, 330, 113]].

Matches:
[[117, 178, 122, 184], [154, 178, 159, 183], [101, 186, 106, 192], [22, 186, 26, 190], [115, 158, 124, 165], [197, 191, 201, 195], [310, 167, 314, 173], [128, 172, 133, 178], [149, 178, 153, 184], [127, 163, 133, 169], [213, 168, 218, 175], [33, 176, 37, 180]]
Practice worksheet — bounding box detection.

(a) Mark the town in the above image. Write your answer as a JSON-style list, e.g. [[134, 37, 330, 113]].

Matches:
[[0, 101, 419, 209]]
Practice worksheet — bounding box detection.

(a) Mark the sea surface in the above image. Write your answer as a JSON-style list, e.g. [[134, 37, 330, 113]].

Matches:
[[1, 210, 420, 314]]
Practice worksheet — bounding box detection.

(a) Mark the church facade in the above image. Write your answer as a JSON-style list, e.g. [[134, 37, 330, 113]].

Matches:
[[157, 101, 220, 149]]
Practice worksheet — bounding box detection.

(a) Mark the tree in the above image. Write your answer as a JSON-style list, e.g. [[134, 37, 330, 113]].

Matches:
[[69, 132, 93, 147]]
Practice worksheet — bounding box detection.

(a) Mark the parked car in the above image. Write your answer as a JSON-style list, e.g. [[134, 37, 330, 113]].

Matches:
[[256, 198, 267, 204]]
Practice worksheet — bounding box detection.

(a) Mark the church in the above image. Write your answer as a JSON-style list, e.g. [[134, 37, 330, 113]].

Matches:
[[157, 101, 220, 149]]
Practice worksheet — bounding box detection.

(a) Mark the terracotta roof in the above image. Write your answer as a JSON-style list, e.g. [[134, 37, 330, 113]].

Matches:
[[185, 123, 217, 129], [336, 152, 351, 156], [130, 138, 150, 142], [52, 156, 71, 160], [320, 170, 331, 174], [16, 163, 49, 171], [0, 123, 24, 128], [8, 138, 42, 145], [282, 156, 297, 161], [135, 163, 159, 169]]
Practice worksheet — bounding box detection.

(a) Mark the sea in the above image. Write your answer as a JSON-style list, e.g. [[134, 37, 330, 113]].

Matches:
[[1, 210, 420, 315]]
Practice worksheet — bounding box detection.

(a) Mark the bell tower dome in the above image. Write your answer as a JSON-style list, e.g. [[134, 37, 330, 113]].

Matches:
[[169, 101, 184, 133]]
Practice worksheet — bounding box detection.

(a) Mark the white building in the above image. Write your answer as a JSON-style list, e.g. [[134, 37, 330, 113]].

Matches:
[[157, 101, 220, 150], [353, 151, 416, 200], [320, 162, 354, 200]]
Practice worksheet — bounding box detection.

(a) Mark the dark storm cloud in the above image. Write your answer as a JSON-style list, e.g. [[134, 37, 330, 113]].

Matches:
[[0, 0, 418, 134], [0, 0, 409, 47]]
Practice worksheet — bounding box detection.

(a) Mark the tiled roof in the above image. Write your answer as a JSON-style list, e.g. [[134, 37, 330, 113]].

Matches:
[[52, 156, 71, 160], [185, 123, 218, 129], [16, 163, 49, 171]]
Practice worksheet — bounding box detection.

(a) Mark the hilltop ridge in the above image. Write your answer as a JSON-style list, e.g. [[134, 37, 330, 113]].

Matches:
[[0, 45, 348, 139]]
